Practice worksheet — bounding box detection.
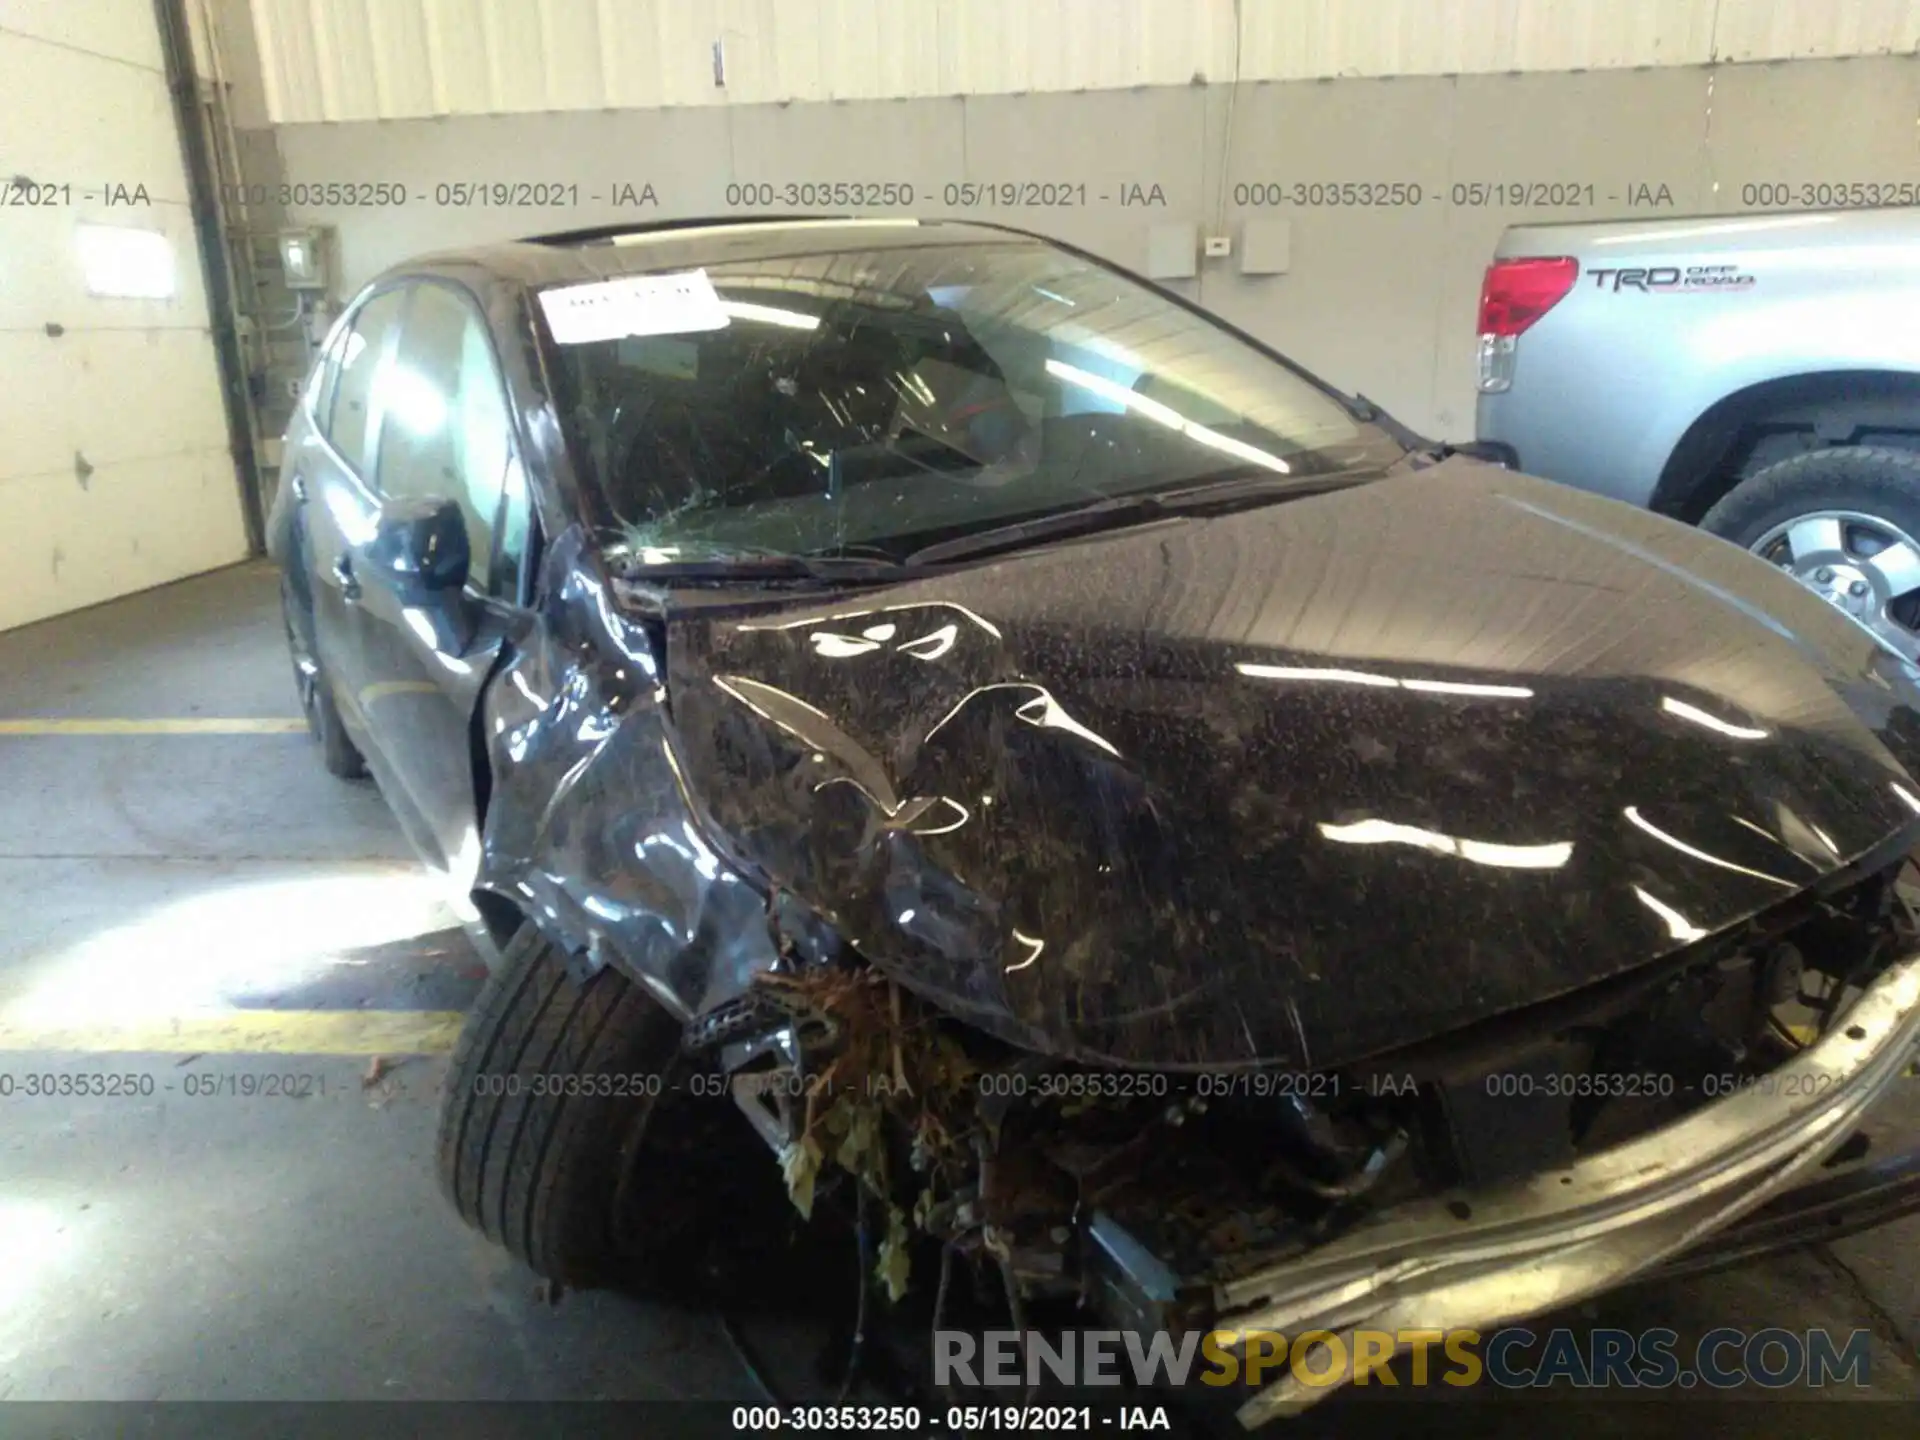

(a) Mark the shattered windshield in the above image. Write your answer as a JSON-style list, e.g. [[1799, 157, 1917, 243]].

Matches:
[[537, 237, 1407, 567]]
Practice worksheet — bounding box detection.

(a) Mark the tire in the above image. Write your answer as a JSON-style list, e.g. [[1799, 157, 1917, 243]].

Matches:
[[435, 922, 704, 1290], [279, 576, 366, 780], [312, 678, 366, 780], [1701, 445, 1920, 656]]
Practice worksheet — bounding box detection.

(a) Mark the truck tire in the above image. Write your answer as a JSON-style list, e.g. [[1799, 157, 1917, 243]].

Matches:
[[1701, 446, 1920, 656], [435, 922, 700, 1290]]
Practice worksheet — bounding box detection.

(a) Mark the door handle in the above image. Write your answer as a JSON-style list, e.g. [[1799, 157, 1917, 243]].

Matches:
[[331, 554, 362, 602], [289, 472, 308, 503]]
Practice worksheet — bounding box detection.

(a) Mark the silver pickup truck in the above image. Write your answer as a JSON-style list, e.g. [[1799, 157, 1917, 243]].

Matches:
[[1474, 208, 1920, 659]]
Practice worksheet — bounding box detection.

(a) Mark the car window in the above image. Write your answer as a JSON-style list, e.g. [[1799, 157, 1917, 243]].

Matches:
[[375, 283, 515, 593], [302, 319, 347, 429], [496, 457, 532, 598], [539, 240, 1407, 563], [327, 288, 405, 475]]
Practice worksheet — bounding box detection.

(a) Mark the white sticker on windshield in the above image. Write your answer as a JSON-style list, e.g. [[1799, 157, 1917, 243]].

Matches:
[[538, 270, 730, 344]]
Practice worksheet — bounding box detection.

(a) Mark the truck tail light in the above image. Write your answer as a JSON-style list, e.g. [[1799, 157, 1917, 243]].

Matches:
[[1476, 256, 1577, 394]]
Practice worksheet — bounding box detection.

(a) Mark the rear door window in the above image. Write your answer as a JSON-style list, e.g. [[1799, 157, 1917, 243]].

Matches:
[[302, 321, 347, 430], [327, 288, 406, 476]]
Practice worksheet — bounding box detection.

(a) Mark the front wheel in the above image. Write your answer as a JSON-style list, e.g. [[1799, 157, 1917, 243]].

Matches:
[[1701, 445, 1920, 661], [434, 923, 712, 1290]]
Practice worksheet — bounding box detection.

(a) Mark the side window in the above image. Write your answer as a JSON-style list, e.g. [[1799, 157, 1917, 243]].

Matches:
[[496, 458, 533, 598], [375, 283, 513, 594], [327, 288, 406, 474], [302, 319, 346, 429]]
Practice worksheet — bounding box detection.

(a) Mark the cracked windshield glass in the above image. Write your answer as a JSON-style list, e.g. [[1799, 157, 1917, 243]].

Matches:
[[538, 234, 1407, 567]]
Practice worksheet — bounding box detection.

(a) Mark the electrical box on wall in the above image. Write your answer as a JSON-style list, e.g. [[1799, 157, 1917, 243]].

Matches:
[[1240, 219, 1292, 275], [278, 228, 330, 290], [1145, 223, 1198, 280]]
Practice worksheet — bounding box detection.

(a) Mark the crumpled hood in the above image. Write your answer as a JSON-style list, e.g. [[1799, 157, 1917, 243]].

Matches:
[[663, 461, 1920, 1070]]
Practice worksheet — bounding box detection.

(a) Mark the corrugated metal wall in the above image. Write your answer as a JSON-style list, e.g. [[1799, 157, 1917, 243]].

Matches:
[[247, 0, 1920, 124]]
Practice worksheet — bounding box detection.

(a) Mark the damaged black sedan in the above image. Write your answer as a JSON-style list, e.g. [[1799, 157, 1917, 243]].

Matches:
[[269, 218, 1920, 1423]]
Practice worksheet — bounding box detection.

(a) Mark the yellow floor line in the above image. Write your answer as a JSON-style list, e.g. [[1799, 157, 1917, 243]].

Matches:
[[0, 718, 308, 735], [0, 1010, 465, 1055]]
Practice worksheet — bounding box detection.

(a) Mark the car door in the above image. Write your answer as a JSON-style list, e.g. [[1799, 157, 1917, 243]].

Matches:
[[332, 277, 533, 886], [296, 283, 407, 755]]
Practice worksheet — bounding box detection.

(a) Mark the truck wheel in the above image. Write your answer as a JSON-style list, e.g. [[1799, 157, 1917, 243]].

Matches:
[[280, 577, 366, 779], [435, 922, 703, 1290], [1701, 446, 1920, 660]]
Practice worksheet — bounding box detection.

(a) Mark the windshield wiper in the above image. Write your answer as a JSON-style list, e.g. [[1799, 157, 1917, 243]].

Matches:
[[606, 468, 1376, 583], [900, 471, 1369, 567], [609, 551, 909, 587], [1346, 391, 1434, 453], [901, 492, 1174, 567]]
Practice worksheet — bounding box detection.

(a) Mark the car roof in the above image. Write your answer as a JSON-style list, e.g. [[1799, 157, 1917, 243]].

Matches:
[[386, 216, 1045, 290]]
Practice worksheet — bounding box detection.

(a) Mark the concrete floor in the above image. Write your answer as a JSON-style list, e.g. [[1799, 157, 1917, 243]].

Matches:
[[2, 561, 1918, 1432], [0, 562, 752, 1409]]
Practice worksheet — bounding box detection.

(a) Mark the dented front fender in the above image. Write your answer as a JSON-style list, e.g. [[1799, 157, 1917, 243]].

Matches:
[[472, 526, 782, 1019]]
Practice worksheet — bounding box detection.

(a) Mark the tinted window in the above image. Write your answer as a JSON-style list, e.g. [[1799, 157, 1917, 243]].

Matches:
[[302, 319, 346, 426], [539, 239, 1406, 563], [327, 288, 405, 475], [496, 459, 533, 597], [375, 283, 514, 592]]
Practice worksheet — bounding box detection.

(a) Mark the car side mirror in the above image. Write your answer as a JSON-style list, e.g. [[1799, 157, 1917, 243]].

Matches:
[[368, 496, 469, 606]]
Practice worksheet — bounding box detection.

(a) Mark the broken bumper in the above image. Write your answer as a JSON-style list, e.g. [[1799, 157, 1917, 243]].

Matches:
[[1205, 951, 1920, 1427]]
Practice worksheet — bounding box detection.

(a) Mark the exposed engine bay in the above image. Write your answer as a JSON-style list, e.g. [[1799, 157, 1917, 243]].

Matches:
[[692, 851, 1919, 1365]]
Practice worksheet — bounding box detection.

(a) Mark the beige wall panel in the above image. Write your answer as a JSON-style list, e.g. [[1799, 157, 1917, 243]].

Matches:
[[1, 329, 230, 490], [274, 103, 734, 280], [727, 95, 966, 192], [0, 9, 244, 632], [1198, 77, 1459, 432], [1700, 52, 1920, 197], [0, 0, 166, 67], [0, 34, 191, 206], [0, 201, 210, 334], [1711, 0, 1920, 61], [259, 53, 1918, 442], [241, 0, 1920, 124], [954, 87, 1209, 296], [0, 450, 248, 632]]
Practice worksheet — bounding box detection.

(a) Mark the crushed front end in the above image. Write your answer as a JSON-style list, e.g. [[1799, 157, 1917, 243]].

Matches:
[[476, 498, 1920, 1424], [697, 847, 1920, 1426]]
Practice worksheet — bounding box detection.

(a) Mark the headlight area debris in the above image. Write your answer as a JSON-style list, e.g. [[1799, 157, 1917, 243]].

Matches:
[[737, 965, 1418, 1315], [753, 966, 982, 1302], [698, 866, 1920, 1423]]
